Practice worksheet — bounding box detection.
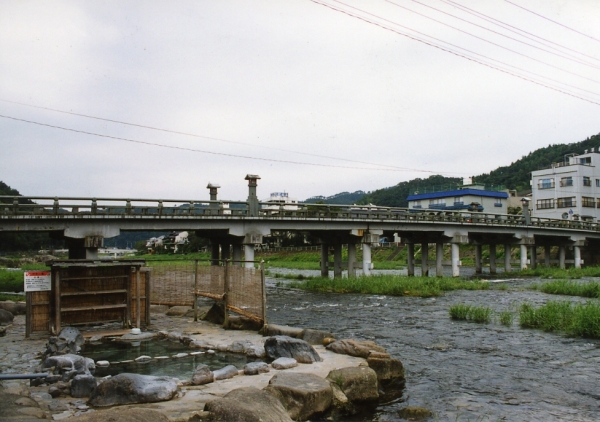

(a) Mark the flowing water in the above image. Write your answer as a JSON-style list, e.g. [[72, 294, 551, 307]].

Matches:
[[266, 273, 600, 421]]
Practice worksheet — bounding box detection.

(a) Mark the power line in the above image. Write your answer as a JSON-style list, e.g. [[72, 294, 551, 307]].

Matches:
[[504, 0, 600, 44], [442, 0, 600, 64], [0, 98, 410, 172], [309, 0, 600, 106], [0, 113, 464, 175], [404, 0, 600, 72], [385, 0, 600, 92]]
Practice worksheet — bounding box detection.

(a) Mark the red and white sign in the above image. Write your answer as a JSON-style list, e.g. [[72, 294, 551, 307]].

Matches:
[[24, 271, 51, 292]]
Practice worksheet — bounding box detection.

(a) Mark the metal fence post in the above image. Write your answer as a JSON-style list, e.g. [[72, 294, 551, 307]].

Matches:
[[193, 259, 199, 322], [261, 260, 266, 327], [223, 259, 229, 329]]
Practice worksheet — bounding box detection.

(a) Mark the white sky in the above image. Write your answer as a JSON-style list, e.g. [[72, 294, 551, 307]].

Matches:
[[1, 0, 599, 202]]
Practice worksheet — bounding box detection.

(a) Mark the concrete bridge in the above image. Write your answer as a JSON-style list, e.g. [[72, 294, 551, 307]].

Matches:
[[2, 175, 600, 277]]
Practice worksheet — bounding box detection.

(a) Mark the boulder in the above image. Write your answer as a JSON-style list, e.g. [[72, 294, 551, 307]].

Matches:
[[264, 372, 333, 420], [261, 324, 303, 338], [192, 364, 214, 385], [204, 387, 292, 422], [0, 300, 26, 315], [0, 308, 14, 324], [203, 302, 225, 325], [300, 328, 335, 345], [88, 373, 179, 407], [58, 327, 85, 353], [165, 305, 192, 316], [71, 374, 97, 398], [326, 367, 379, 402], [228, 315, 264, 331], [264, 336, 321, 363], [326, 339, 386, 358], [367, 356, 405, 382], [244, 362, 270, 375], [0, 325, 7, 336], [271, 358, 298, 370], [189, 339, 211, 349], [41, 354, 95, 382], [68, 408, 171, 421], [246, 344, 266, 358], [213, 365, 239, 380], [227, 340, 254, 354]]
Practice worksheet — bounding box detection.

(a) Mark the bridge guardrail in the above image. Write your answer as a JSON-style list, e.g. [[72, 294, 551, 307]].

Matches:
[[1, 195, 598, 232]]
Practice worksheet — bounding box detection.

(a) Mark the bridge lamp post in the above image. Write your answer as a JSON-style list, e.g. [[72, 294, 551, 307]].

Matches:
[[521, 197, 531, 225]]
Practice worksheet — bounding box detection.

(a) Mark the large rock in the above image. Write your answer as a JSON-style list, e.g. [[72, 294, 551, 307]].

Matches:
[[71, 374, 97, 398], [300, 328, 335, 345], [244, 362, 270, 376], [41, 353, 95, 382], [192, 364, 214, 385], [261, 324, 304, 338], [264, 336, 321, 363], [326, 366, 379, 402], [69, 408, 170, 421], [88, 373, 179, 407], [271, 358, 298, 370], [44, 327, 85, 358], [0, 308, 14, 324], [204, 387, 292, 422], [367, 355, 405, 382], [165, 305, 192, 316], [264, 372, 333, 420], [0, 300, 26, 315], [203, 302, 225, 325], [326, 339, 386, 358], [213, 365, 238, 381]]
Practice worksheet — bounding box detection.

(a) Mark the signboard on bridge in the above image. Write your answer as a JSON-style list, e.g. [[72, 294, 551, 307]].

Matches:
[[24, 271, 51, 292]]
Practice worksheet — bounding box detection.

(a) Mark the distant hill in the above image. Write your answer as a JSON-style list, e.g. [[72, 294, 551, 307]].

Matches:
[[304, 191, 367, 204], [336, 132, 600, 208]]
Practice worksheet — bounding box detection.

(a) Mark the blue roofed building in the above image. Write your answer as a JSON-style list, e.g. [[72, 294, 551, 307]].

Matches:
[[406, 179, 510, 213]]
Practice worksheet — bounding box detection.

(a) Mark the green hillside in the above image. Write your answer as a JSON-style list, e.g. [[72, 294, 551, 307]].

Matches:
[[304, 191, 367, 205], [357, 132, 600, 208]]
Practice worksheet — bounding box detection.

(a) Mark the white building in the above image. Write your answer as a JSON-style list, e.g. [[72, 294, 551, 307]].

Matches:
[[261, 192, 299, 214], [531, 150, 600, 221]]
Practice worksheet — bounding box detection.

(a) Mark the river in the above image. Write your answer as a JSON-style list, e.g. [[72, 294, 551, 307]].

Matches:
[[265, 272, 600, 421]]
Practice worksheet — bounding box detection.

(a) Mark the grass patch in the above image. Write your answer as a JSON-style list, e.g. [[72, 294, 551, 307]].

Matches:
[[0, 293, 24, 301], [0, 269, 25, 292], [519, 301, 600, 338], [531, 280, 600, 299], [449, 304, 492, 323], [289, 275, 489, 297], [499, 310, 514, 326], [518, 266, 600, 279]]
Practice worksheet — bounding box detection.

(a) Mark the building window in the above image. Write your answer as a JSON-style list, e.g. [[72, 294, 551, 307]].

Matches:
[[557, 197, 576, 208], [560, 177, 573, 187], [494, 199, 502, 207], [583, 176, 591, 187], [453, 196, 463, 205], [582, 197, 595, 208], [580, 157, 592, 164], [536, 199, 554, 209], [412, 201, 421, 209], [597, 179, 600, 187], [537, 178, 555, 189], [428, 198, 446, 208]]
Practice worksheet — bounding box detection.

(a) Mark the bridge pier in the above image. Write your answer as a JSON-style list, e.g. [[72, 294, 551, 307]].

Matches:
[[421, 243, 429, 277], [436, 242, 443, 277], [489, 244, 497, 274], [362, 243, 372, 276], [232, 243, 243, 266], [333, 242, 343, 278], [66, 236, 103, 260], [504, 244, 512, 273], [407, 242, 415, 277], [475, 244, 482, 274], [451, 243, 460, 277], [244, 244, 255, 268], [347, 242, 357, 278], [320, 242, 329, 277], [559, 246, 566, 269], [520, 245, 528, 270], [544, 246, 551, 267], [530, 246, 537, 269], [574, 246, 582, 269]]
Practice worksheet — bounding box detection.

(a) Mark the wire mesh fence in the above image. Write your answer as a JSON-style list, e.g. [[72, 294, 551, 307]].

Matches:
[[147, 259, 265, 325]]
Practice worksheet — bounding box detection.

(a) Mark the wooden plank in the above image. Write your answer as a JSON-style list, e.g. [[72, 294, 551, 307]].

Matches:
[[26, 292, 32, 338], [61, 304, 127, 312], [194, 291, 224, 301], [60, 275, 129, 281], [81, 328, 132, 338], [55, 270, 61, 334], [136, 269, 141, 329], [226, 304, 263, 324], [60, 289, 127, 296]]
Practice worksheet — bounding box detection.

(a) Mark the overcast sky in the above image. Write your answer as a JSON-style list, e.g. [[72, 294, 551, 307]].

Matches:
[[1, 0, 599, 203]]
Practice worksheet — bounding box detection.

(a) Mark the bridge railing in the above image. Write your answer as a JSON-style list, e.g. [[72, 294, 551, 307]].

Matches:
[[0, 196, 249, 217], [1, 196, 599, 232]]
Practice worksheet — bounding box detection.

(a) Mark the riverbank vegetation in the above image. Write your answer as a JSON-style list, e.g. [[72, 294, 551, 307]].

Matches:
[[518, 266, 600, 279], [288, 275, 490, 297], [519, 301, 600, 339], [449, 304, 492, 323], [530, 279, 600, 299]]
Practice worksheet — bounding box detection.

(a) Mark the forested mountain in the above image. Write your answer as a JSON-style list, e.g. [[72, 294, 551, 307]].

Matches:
[[304, 191, 367, 204], [357, 175, 462, 207], [353, 132, 600, 208]]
